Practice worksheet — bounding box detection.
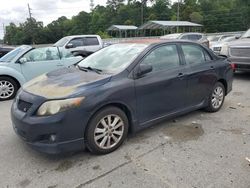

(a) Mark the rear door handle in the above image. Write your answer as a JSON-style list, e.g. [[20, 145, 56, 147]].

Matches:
[[210, 65, 214, 69]]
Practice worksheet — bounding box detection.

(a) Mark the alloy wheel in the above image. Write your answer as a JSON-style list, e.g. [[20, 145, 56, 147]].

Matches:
[[0, 80, 14, 99], [94, 114, 124, 149], [211, 86, 224, 109]]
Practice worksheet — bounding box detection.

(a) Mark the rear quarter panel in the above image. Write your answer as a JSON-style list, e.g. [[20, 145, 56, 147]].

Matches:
[[214, 58, 233, 94]]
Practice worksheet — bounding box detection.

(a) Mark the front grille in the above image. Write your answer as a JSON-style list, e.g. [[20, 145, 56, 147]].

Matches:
[[230, 47, 250, 57], [17, 99, 32, 113]]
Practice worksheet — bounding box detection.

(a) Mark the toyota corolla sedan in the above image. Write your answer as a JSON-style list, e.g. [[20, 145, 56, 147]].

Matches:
[[11, 40, 233, 155]]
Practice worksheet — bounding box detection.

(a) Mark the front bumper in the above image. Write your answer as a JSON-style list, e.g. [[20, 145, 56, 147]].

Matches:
[[11, 91, 90, 154]]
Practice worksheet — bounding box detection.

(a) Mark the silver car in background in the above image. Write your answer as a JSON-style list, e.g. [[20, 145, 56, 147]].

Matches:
[[161, 32, 209, 47], [210, 36, 236, 55]]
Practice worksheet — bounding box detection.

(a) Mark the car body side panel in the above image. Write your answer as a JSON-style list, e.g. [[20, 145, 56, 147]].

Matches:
[[0, 64, 26, 85], [134, 67, 188, 124], [82, 73, 137, 128], [185, 62, 218, 107]]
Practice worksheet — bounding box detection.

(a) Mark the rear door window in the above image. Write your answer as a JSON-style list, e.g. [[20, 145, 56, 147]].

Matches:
[[180, 35, 189, 40], [69, 38, 84, 47], [84, 37, 99, 46], [181, 44, 210, 65]]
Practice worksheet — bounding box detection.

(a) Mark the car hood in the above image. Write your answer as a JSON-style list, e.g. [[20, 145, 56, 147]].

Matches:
[[228, 38, 250, 47], [23, 67, 112, 99]]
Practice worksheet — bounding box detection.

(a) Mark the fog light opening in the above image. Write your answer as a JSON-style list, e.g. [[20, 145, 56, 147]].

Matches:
[[49, 134, 57, 142]]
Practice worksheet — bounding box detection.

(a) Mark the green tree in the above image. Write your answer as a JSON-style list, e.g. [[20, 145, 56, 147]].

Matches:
[[189, 12, 203, 23]]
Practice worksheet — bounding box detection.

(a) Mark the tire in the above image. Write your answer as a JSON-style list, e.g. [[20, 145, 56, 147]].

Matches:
[[85, 106, 129, 155], [0, 76, 19, 101], [205, 82, 225, 112]]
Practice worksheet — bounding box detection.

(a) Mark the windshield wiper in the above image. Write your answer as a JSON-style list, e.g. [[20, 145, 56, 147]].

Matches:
[[77, 65, 102, 74]]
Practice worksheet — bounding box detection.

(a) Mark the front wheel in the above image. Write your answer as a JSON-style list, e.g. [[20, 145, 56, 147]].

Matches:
[[0, 77, 19, 101], [85, 107, 129, 154], [205, 82, 225, 112]]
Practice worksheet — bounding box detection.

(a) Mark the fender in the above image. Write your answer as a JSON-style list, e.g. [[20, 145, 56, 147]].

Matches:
[[0, 66, 26, 86]]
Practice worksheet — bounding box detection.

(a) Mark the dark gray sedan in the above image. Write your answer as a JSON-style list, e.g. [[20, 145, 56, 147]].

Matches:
[[11, 40, 233, 155]]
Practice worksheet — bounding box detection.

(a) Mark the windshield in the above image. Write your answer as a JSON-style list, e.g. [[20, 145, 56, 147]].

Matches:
[[208, 36, 221, 41], [54, 37, 69, 47], [0, 45, 30, 62], [78, 43, 148, 73], [221, 36, 235, 42], [241, 29, 250, 38]]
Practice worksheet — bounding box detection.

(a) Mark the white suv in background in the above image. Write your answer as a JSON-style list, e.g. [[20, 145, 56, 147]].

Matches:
[[54, 35, 103, 57]]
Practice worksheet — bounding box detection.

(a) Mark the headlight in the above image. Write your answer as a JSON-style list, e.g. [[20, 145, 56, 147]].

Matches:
[[37, 97, 85, 116]]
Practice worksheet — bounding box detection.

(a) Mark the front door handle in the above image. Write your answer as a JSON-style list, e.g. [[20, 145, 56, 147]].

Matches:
[[177, 73, 185, 78], [210, 65, 214, 69], [57, 64, 63, 67]]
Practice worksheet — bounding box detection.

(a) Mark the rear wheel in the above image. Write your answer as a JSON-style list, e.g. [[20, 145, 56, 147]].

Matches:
[[0, 76, 19, 101], [205, 82, 225, 112], [85, 107, 129, 154]]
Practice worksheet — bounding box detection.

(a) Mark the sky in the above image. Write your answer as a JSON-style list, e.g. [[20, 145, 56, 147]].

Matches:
[[0, 0, 177, 39]]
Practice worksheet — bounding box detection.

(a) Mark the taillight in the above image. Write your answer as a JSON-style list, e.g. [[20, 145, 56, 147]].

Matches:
[[230, 63, 235, 70]]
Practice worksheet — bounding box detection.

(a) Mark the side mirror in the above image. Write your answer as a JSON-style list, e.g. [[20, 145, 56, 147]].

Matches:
[[66, 43, 74, 49], [19, 57, 27, 64], [235, 35, 241, 39], [135, 64, 153, 78]]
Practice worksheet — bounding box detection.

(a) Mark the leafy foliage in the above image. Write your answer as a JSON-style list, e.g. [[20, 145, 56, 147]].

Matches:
[[4, 0, 250, 45]]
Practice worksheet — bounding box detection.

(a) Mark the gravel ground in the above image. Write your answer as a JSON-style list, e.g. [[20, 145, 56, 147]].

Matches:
[[0, 73, 250, 188]]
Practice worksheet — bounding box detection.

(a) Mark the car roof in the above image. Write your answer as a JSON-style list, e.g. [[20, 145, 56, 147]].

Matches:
[[66, 35, 100, 39], [181, 32, 203, 35]]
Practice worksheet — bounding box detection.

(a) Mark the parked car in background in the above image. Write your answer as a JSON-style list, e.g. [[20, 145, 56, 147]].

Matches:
[[11, 40, 233, 154], [54, 35, 103, 57], [160, 33, 209, 47], [0, 46, 14, 58], [220, 28, 250, 72], [0, 45, 82, 100], [207, 35, 234, 47], [210, 36, 236, 55]]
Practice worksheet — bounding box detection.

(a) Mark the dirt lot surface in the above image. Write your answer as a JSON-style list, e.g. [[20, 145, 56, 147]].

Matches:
[[0, 73, 250, 188]]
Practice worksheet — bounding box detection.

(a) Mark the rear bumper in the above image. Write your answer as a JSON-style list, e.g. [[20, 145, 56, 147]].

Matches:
[[235, 64, 250, 72], [229, 57, 250, 71]]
